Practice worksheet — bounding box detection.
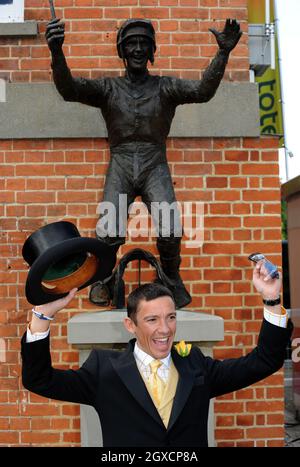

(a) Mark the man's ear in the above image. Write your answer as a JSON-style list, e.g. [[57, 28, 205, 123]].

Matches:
[[123, 317, 136, 335]]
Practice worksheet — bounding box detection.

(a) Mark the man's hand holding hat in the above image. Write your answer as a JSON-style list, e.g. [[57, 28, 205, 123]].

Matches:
[[30, 288, 77, 334]]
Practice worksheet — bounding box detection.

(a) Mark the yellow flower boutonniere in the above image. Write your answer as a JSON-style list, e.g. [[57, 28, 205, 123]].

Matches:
[[174, 340, 192, 357]]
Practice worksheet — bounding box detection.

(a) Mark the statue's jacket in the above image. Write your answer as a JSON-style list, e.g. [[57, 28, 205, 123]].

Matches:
[[51, 50, 228, 181], [50, 51, 229, 234]]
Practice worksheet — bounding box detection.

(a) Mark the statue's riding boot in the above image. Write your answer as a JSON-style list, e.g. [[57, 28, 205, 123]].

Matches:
[[157, 238, 191, 308], [89, 241, 120, 306]]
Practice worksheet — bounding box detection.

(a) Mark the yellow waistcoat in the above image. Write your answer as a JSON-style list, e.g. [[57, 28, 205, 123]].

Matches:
[[142, 360, 179, 428]]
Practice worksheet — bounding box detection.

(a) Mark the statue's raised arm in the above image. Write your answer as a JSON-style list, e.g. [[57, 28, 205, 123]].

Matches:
[[183, 18, 243, 104]]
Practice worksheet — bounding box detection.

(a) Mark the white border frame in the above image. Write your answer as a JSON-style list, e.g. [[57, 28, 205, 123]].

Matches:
[[0, 0, 24, 23]]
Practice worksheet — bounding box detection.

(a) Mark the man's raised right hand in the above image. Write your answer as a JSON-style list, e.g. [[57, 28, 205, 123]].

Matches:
[[34, 288, 78, 319], [29, 288, 78, 334]]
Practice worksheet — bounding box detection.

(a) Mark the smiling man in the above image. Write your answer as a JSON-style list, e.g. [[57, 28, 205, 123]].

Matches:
[[45, 17, 242, 309], [124, 287, 177, 360], [21, 261, 292, 447]]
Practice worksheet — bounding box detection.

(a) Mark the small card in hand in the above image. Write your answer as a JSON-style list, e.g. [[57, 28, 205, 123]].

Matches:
[[248, 253, 279, 279]]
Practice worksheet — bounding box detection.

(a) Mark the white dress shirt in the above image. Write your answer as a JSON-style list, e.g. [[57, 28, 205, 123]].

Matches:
[[263, 307, 288, 328]]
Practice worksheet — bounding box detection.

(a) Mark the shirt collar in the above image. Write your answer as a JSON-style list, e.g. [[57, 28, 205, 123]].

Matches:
[[134, 341, 171, 368]]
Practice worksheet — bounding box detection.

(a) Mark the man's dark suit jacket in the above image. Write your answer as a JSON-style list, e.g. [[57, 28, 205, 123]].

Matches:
[[21, 319, 292, 447]]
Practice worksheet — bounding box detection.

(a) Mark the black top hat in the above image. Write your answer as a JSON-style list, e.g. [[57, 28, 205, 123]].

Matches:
[[22, 221, 116, 305]]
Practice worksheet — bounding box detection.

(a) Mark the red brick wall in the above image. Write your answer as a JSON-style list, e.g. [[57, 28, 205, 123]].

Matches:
[[0, 0, 286, 447]]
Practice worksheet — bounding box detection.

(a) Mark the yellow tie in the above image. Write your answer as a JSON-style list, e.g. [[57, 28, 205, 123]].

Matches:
[[149, 360, 165, 406]]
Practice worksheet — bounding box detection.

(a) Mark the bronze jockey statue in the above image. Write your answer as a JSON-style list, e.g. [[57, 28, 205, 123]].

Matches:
[[45, 17, 242, 308]]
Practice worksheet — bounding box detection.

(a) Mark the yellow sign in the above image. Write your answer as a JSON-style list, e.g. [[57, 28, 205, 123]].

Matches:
[[248, 0, 284, 137], [256, 67, 283, 136]]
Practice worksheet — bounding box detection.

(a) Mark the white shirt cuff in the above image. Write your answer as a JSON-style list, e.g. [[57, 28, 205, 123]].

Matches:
[[26, 326, 50, 343], [263, 307, 288, 328]]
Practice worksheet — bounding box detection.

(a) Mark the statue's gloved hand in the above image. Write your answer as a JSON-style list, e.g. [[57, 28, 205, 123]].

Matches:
[[209, 18, 242, 54], [45, 18, 65, 54]]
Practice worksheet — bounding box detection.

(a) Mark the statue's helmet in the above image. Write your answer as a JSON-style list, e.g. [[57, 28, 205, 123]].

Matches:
[[117, 19, 156, 64]]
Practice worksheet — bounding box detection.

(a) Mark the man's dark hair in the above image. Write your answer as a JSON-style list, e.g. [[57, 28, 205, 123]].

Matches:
[[127, 283, 175, 324]]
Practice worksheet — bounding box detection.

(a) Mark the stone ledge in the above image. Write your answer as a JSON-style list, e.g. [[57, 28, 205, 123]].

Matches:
[[67, 310, 224, 345], [0, 21, 38, 36], [0, 81, 260, 139]]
